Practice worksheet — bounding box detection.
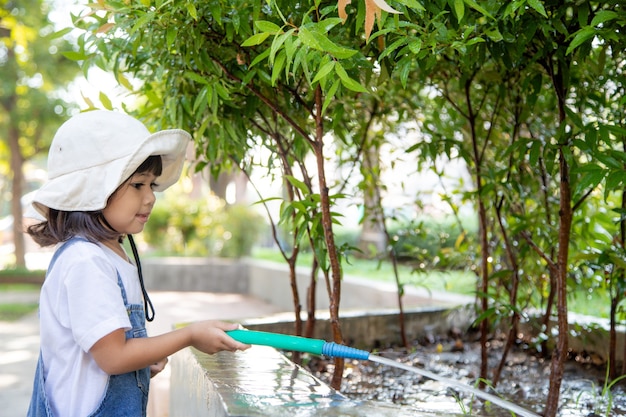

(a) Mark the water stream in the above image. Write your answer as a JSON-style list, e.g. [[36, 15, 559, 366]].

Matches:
[[368, 354, 541, 417]]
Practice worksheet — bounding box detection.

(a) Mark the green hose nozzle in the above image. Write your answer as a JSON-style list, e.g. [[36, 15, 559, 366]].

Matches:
[[227, 329, 370, 360]]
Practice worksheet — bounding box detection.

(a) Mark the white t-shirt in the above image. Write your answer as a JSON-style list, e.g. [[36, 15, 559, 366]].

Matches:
[[39, 239, 143, 417]]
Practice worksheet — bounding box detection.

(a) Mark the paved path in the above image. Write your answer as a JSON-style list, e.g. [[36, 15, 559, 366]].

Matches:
[[0, 307, 39, 417], [0, 290, 284, 417]]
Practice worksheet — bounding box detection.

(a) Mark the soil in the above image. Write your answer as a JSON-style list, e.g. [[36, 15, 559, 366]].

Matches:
[[305, 334, 626, 416]]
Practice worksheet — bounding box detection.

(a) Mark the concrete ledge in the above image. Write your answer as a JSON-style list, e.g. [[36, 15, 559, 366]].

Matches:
[[170, 344, 452, 417], [241, 305, 474, 349], [144, 257, 249, 294]]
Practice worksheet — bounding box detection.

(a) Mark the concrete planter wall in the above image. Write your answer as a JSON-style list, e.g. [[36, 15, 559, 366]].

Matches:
[[143, 257, 625, 416]]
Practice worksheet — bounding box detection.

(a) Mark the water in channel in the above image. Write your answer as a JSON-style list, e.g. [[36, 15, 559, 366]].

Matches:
[[368, 354, 541, 417]]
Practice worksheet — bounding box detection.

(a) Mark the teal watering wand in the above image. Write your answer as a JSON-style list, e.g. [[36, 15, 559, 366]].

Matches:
[[227, 329, 370, 360]]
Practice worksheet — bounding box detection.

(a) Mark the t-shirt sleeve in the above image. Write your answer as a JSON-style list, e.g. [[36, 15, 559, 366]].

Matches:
[[56, 243, 132, 352]]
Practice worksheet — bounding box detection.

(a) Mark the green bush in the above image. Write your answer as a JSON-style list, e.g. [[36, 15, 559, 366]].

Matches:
[[218, 204, 265, 258], [388, 215, 477, 269], [142, 190, 266, 258]]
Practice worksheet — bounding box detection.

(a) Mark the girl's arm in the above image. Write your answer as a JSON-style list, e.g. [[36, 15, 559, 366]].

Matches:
[[89, 320, 249, 375]]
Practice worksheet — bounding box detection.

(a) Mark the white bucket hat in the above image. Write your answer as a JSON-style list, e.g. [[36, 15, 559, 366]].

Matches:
[[30, 110, 191, 218]]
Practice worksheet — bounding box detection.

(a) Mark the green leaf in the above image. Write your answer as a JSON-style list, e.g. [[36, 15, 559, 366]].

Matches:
[[465, 37, 485, 46], [285, 175, 310, 194], [315, 17, 344, 32], [50, 27, 73, 39], [334, 62, 367, 93], [312, 60, 336, 84], [298, 26, 357, 59], [129, 11, 156, 35], [463, 0, 494, 20], [394, 0, 426, 11], [184, 71, 209, 85], [255, 20, 282, 33], [574, 166, 605, 197], [396, 56, 412, 88], [292, 47, 306, 78], [271, 51, 286, 86], [209, 3, 222, 26], [270, 30, 292, 65], [322, 79, 340, 114], [528, 140, 541, 166], [590, 10, 618, 27], [250, 49, 270, 68], [454, 0, 464, 22], [485, 27, 503, 42], [283, 29, 298, 62], [214, 83, 231, 100], [595, 153, 624, 170], [472, 307, 497, 326], [116, 73, 133, 90], [407, 38, 422, 54], [166, 26, 176, 48], [193, 86, 209, 114], [241, 32, 271, 47], [62, 51, 86, 61], [99, 91, 113, 110], [187, 2, 198, 20], [566, 26, 595, 55], [606, 171, 626, 191], [527, 0, 548, 18], [379, 37, 407, 60]]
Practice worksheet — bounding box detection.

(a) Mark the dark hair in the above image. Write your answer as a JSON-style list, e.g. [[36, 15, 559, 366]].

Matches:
[[27, 155, 163, 247]]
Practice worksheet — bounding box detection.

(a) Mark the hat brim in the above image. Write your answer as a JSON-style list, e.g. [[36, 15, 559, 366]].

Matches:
[[29, 129, 191, 219]]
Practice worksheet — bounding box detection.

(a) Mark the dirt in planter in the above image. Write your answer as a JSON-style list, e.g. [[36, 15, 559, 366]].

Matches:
[[303, 335, 626, 417]]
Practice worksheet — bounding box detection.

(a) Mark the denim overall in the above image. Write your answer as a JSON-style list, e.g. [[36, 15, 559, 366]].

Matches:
[[27, 238, 150, 417]]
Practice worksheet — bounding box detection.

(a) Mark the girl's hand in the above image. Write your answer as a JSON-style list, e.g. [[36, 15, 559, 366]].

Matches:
[[187, 321, 250, 354], [150, 357, 168, 378], [90, 321, 250, 376]]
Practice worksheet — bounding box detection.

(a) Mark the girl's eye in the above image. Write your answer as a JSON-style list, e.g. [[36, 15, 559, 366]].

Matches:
[[131, 183, 145, 190], [150, 182, 159, 190]]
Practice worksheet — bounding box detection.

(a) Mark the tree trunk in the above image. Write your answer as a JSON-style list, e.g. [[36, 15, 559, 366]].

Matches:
[[304, 257, 318, 339], [356, 145, 386, 257], [464, 77, 490, 389], [609, 295, 618, 380], [492, 202, 521, 386], [543, 151, 572, 417], [9, 122, 26, 268], [313, 86, 345, 389], [477, 199, 490, 389]]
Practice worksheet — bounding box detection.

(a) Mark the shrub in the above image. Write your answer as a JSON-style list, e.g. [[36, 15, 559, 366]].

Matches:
[[142, 190, 266, 258], [388, 215, 477, 269]]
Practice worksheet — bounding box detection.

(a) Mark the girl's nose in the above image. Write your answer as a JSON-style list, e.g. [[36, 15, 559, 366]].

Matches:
[[146, 189, 156, 206]]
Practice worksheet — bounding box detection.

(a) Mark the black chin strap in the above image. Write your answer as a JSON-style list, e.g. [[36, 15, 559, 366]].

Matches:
[[127, 235, 155, 322]]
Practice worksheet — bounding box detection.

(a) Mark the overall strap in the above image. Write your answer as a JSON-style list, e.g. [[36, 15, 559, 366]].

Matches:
[[47, 237, 92, 273]]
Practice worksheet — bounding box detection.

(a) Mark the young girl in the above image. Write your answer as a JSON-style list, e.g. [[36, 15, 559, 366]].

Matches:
[[26, 110, 249, 417]]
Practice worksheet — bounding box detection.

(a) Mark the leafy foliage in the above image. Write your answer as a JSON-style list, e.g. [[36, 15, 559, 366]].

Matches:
[[67, 0, 626, 406], [142, 190, 265, 258]]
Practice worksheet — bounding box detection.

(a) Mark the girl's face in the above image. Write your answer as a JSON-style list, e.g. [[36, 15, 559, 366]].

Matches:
[[103, 171, 158, 237]]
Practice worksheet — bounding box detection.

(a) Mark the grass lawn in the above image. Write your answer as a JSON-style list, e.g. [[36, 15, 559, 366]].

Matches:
[[0, 283, 40, 321], [251, 248, 615, 319], [0, 303, 38, 321], [253, 247, 475, 291]]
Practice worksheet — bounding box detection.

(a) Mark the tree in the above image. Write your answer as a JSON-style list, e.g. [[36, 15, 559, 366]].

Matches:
[[378, 2, 625, 414], [71, 0, 395, 388], [0, 0, 78, 267]]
